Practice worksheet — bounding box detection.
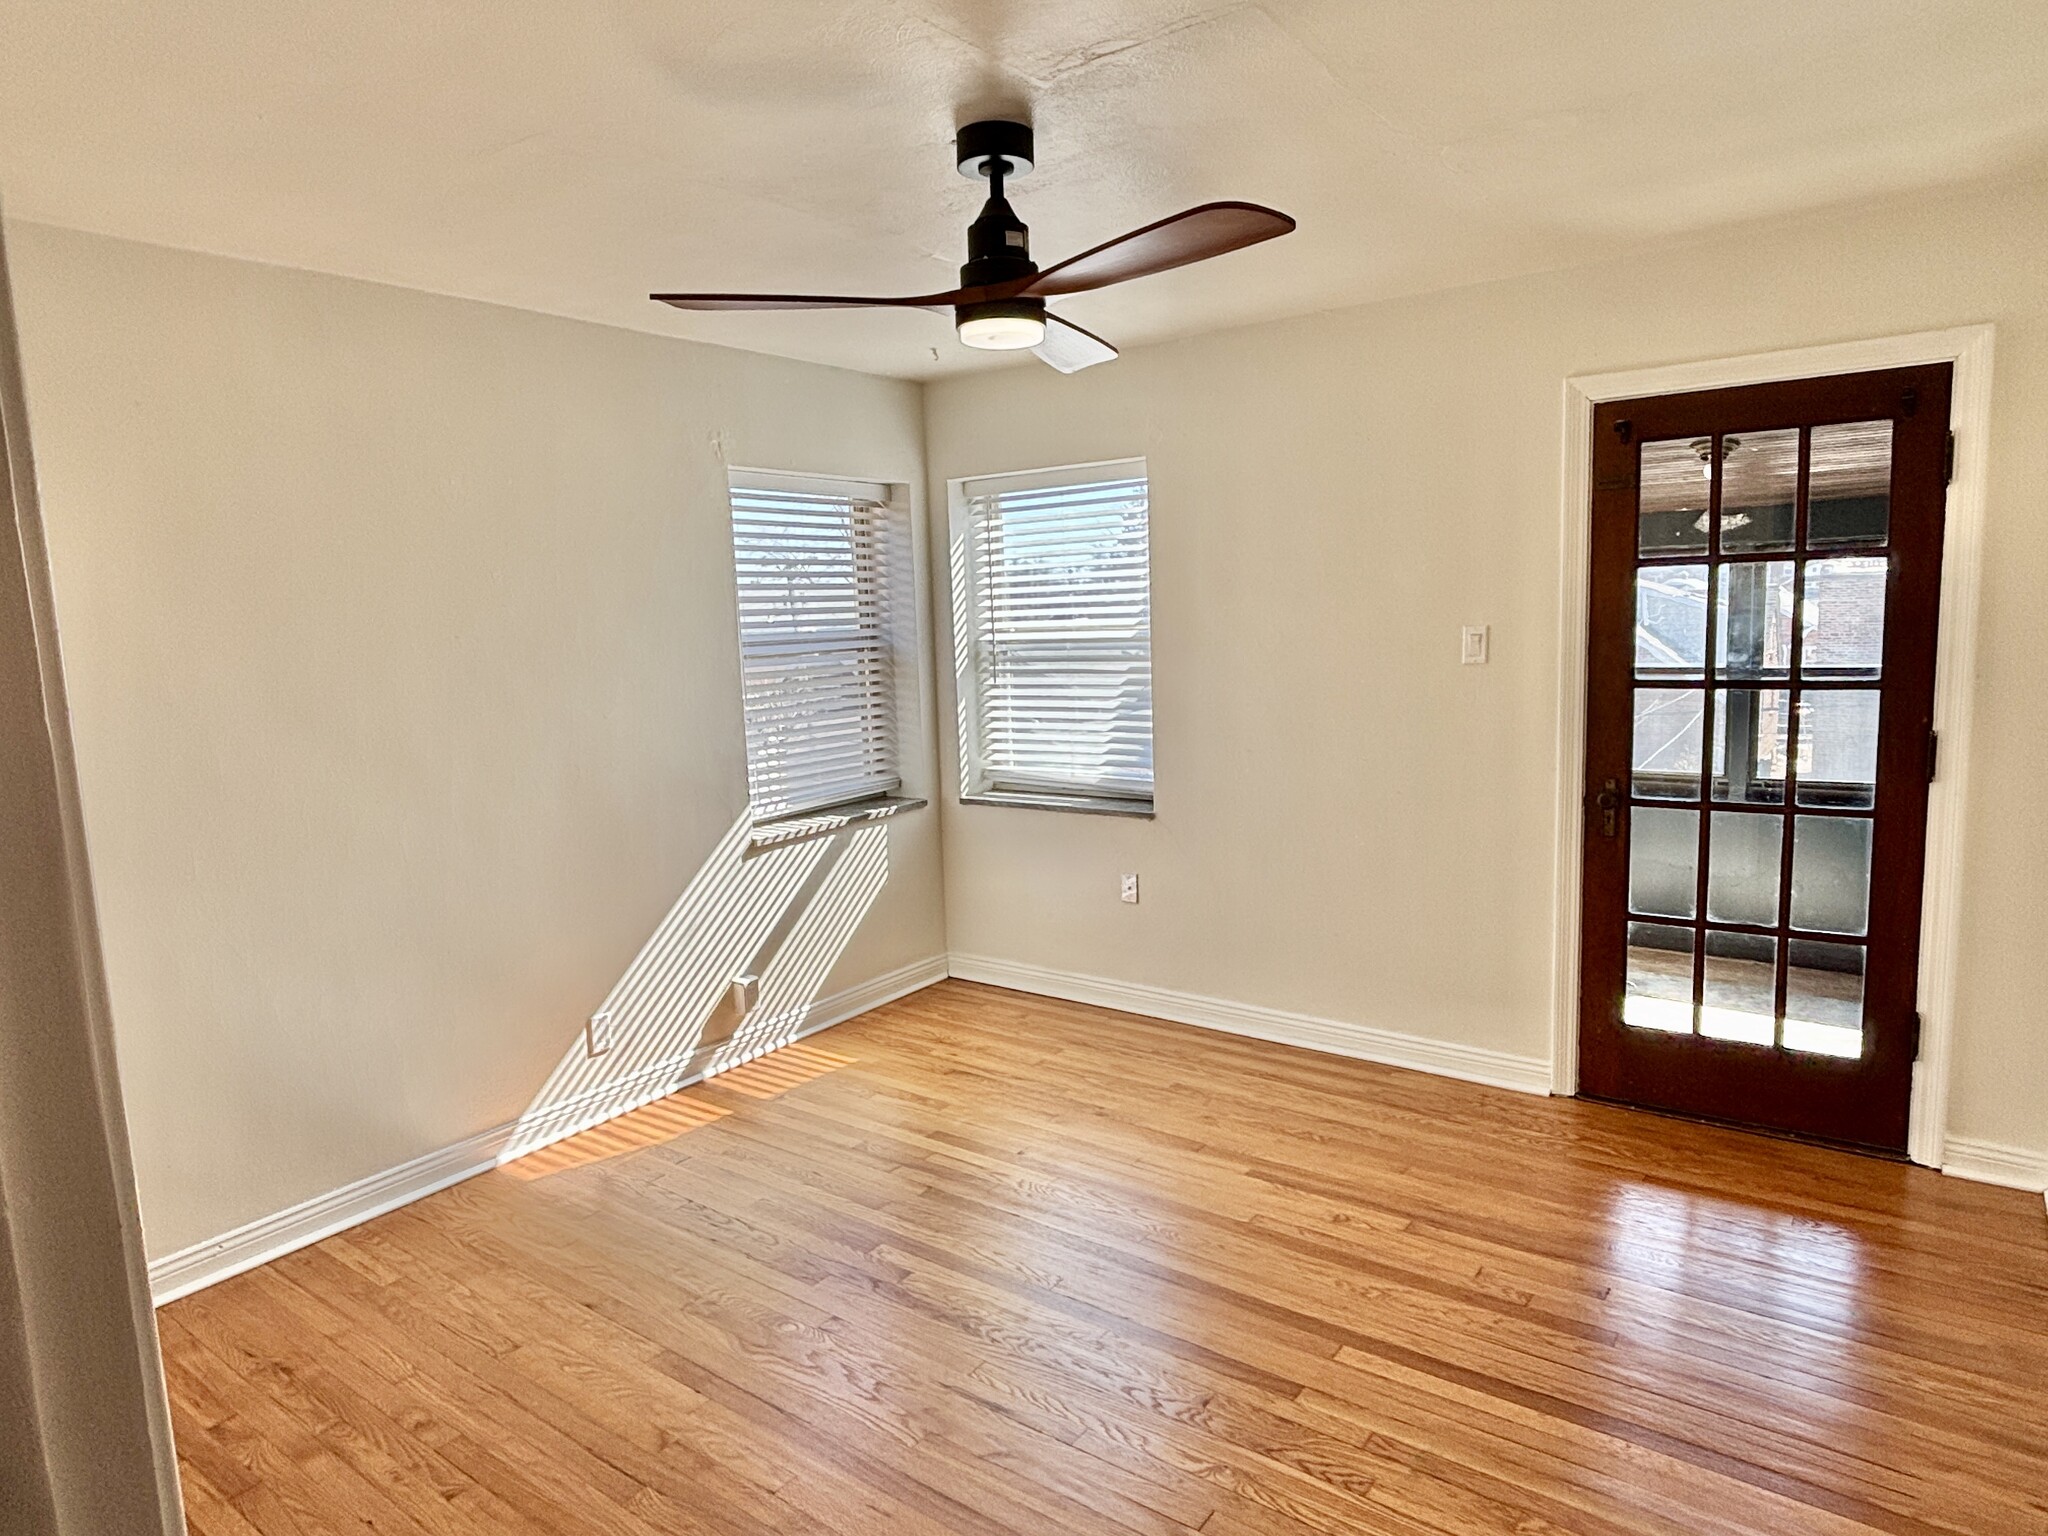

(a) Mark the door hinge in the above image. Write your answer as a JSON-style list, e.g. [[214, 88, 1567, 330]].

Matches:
[[1926, 728, 1940, 783], [1945, 431, 1957, 485]]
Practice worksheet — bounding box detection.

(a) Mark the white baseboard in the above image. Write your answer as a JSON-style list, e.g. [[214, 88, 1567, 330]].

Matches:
[[147, 955, 948, 1306], [1943, 1137, 2048, 1208], [946, 953, 1554, 1097]]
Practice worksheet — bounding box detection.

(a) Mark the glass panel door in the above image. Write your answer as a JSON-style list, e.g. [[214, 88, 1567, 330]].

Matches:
[[1580, 365, 1951, 1151]]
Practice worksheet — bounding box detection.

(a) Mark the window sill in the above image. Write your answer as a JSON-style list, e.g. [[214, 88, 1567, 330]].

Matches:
[[960, 790, 1155, 820], [745, 795, 927, 855]]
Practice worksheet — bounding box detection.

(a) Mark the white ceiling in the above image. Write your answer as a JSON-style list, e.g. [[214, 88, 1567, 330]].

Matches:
[[4, 1, 2046, 380]]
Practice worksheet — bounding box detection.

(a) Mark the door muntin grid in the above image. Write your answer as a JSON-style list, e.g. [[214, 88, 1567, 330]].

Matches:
[[1623, 421, 1890, 1058]]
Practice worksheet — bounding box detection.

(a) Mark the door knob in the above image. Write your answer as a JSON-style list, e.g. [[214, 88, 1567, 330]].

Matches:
[[1594, 778, 1621, 839]]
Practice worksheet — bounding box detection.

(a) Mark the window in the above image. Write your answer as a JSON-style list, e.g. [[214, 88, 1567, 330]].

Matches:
[[729, 472, 899, 820], [954, 460, 1153, 812]]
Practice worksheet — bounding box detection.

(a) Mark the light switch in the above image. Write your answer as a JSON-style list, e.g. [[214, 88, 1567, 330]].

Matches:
[[1461, 625, 1490, 665]]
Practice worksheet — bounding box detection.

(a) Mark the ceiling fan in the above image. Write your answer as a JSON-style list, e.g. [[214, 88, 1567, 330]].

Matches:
[[651, 120, 1296, 373]]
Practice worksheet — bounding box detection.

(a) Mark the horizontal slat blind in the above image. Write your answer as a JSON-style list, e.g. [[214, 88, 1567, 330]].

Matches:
[[731, 482, 897, 818], [964, 466, 1152, 800]]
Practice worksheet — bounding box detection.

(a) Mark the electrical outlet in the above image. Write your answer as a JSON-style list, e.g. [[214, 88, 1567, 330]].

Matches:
[[1461, 624, 1490, 665], [731, 974, 760, 1014], [1120, 872, 1140, 904], [585, 1010, 613, 1058]]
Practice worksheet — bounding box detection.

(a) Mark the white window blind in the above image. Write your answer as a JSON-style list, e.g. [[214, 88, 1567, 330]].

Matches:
[[730, 476, 898, 819], [960, 462, 1153, 803]]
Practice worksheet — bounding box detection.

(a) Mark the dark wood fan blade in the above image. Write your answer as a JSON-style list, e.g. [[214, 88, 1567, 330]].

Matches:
[[1024, 202, 1295, 298], [650, 291, 958, 312], [1031, 314, 1118, 374]]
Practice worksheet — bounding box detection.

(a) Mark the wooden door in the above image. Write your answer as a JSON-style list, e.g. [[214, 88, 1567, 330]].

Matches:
[[1578, 364, 1951, 1151]]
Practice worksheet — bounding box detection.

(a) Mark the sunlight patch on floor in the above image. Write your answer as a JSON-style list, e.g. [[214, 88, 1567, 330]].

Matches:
[[707, 1041, 854, 1100], [502, 1093, 732, 1179]]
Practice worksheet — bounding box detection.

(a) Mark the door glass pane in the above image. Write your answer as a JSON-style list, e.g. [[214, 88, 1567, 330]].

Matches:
[[1625, 922, 1694, 1034], [1790, 816, 1872, 935], [1795, 690, 1880, 808], [1785, 940, 1865, 1058], [1715, 561, 1794, 679], [1809, 420, 1891, 550], [1630, 807, 1698, 919], [1712, 688, 1790, 804], [1637, 565, 1709, 678], [1702, 931, 1777, 1045], [1719, 428, 1798, 553], [1707, 811, 1783, 926], [1801, 557, 1887, 678], [1633, 688, 1704, 799], [1639, 438, 1710, 557]]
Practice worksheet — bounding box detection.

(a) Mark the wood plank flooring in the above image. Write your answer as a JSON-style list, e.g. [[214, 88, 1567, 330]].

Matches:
[[161, 979, 2048, 1536]]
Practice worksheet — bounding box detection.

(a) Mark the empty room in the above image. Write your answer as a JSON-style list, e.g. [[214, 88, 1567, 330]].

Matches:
[[3, 3, 2047, 1533]]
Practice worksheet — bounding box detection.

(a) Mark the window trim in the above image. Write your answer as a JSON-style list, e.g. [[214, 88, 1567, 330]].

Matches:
[[959, 789, 1154, 819], [948, 457, 1155, 815], [728, 467, 908, 827]]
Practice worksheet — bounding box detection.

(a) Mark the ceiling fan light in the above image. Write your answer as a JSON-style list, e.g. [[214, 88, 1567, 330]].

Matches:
[[959, 314, 1046, 350], [956, 297, 1046, 351], [958, 311, 1045, 350]]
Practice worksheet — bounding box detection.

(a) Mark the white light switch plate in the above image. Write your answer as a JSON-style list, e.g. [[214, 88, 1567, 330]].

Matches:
[[1461, 625, 1490, 665], [1120, 873, 1140, 904], [585, 1010, 613, 1057]]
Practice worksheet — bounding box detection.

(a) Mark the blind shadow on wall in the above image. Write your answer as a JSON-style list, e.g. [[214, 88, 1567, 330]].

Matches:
[[497, 813, 890, 1170]]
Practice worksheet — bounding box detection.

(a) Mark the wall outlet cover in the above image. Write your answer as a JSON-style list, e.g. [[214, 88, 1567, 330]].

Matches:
[[585, 1010, 614, 1057], [1120, 873, 1140, 904]]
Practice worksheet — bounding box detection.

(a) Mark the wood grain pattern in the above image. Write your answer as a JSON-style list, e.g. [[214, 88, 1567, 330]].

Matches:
[[160, 980, 2048, 1535]]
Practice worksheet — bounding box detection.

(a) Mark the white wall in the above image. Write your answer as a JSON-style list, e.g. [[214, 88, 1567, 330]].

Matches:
[[924, 171, 2048, 1164], [6, 224, 946, 1261]]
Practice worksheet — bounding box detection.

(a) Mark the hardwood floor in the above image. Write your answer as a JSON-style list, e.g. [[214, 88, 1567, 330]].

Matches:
[[161, 979, 2048, 1536]]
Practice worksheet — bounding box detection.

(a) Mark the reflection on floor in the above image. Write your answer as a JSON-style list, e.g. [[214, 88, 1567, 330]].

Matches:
[[158, 981, 2048, 1536], [1627, 943, 1863, 1056]]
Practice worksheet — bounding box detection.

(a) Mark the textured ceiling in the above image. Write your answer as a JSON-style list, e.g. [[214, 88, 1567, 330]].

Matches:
[[4, 1, 2046, 379]]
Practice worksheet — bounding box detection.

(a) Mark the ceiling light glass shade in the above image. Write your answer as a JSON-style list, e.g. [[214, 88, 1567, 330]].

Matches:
[[958, 312, 1045, 350]]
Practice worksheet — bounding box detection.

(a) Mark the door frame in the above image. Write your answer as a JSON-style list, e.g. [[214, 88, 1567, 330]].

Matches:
[[1548, 326, 1995, 1169]]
